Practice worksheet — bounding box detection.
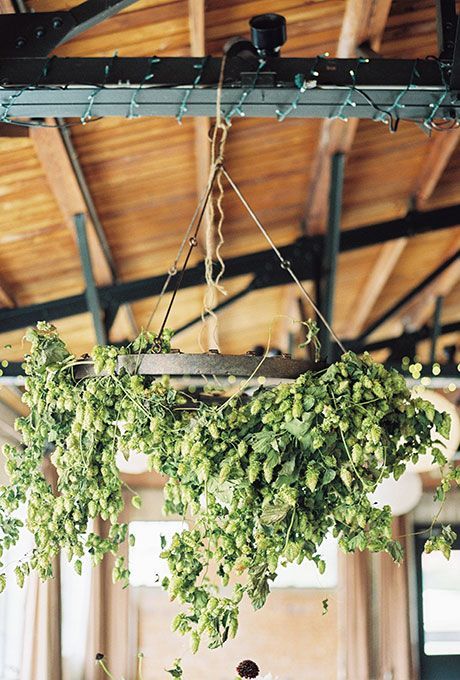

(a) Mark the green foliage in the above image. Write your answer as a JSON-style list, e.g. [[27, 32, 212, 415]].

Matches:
[[0, 322, 456, 653], [165, 659, 183, 678]]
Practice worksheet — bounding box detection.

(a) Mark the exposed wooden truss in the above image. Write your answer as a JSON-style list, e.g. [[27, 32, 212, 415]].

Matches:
[[402, 233, 460, 329], [0, 0, 458, 363], [304, 0, 393, 236], [309, 0, 460, 339], [0, 1, 137, 339]]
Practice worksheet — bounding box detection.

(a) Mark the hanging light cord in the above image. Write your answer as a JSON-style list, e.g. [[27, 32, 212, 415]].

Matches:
[[221, 167, 346, 354]]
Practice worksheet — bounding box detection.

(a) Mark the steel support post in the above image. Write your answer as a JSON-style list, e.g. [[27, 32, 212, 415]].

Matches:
[[320, 152, 344, 359], [75, 213, 107, 345]]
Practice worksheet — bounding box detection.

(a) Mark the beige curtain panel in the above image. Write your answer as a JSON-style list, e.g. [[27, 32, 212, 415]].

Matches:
[[20, 458, 62, 680], [85, 495, 132, 680]]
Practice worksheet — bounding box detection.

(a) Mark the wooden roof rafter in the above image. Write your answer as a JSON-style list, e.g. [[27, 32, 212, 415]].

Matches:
[[347, 127, 460, 339], [0, 0, 138, 341], [323, 1, 460, 341], [304, 0, 393, 237]]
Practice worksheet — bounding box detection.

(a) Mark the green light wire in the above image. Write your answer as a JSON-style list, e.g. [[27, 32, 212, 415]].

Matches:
[[176, 56, 209, 125], [0, 56, 55, 123], [81, 52, 118, 125], [276, 53, 328, 122], [423, 60, 451, 130], [224, 58, 266, 125], [333, 57, 368, 121], [127, 56, 161, 119], [369, 59, 420, 128]]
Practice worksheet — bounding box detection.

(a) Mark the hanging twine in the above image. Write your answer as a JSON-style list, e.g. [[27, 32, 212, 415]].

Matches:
[[200, 53, 230, 350]]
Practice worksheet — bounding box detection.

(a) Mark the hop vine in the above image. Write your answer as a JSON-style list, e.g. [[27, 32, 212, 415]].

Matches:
[[0, 322, 457, 652]]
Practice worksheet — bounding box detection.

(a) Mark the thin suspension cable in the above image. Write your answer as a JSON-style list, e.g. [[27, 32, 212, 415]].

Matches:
[[157, 164, 221, 339], [221, 167, 346, 354], [145, 160, 223, 331]]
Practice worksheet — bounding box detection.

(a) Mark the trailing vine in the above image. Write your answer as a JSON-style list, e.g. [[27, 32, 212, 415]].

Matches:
[[0, 322, 458, 652]]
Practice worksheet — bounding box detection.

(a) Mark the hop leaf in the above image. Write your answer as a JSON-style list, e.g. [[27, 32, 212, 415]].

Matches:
[[131, 495, 142, 510]]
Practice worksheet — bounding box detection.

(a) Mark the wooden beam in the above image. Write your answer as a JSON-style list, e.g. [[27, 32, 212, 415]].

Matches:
[[0, 2, 136, 341], [0, 0, 13, 12], [0, 122, 29, 138], [0, 386, 28, 417], [413, 129, 460, 208], [0, 1, 20, 310], [402, 234, 460, 329], [0, 280, 15, 308], [304, 0, 393, 235], [29, 125, 113, 286], [344, 239, 407, 338], [29, 125, 139, 339], [390, 118, 460, 329], [0, 1, 111, 282], [351, 99, 460, 338]]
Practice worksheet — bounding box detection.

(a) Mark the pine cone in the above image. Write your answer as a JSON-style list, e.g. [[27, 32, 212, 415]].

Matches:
[[236, 659, 259, 678]]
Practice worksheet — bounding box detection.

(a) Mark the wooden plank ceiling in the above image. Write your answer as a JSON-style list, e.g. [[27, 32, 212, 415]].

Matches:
[[0, 0, 459, 364]]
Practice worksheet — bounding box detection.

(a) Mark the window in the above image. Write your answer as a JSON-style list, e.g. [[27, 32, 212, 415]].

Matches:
[[273, 532, 338, 588], [129, 521, 338, 590], [421, 550, 460, 656], [415, 525, 460, 680], [60, 552, 92, 680], [129, 521, 185, 588], [0, 507, 32, 680]]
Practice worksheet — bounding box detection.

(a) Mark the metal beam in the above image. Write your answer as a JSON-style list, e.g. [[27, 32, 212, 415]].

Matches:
[[436, 0, 458, 59], [319, 152, 343, 357], [0, 56, 456, 120], [357, 250, 460, 341], [75, 213, 107, 345], [62, 0, 140, 47], [0, 0, 140, 58], [349, 320, 460, 354], [430, 296, 444, 364], [0, 204, 459, 334]]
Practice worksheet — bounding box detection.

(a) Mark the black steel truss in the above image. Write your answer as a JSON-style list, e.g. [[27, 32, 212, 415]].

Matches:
[[0, 56, 457, 121], [0, 204, 458, 335], [0, 0, 139, 58]]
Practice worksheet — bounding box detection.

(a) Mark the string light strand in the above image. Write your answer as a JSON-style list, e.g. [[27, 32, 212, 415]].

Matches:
[[128, 56, 161, 119], [224, 58, 266, 125], [176, 56, 209, 125], [81, 52, 118, 125]]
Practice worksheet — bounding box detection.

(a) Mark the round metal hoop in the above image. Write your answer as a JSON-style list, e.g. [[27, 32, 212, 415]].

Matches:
[[74, 352, 321, 380]]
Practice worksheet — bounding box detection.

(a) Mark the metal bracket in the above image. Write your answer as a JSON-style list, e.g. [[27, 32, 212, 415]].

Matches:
[[436, 0, 457, 59], [0, 0, 140, 58], [436, 0, 460, 90]]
